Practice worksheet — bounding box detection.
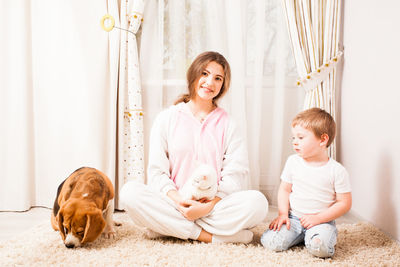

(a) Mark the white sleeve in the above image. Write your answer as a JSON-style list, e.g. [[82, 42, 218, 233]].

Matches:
[[334, 165, 352, 193], [216, 118, 250, 198], [280, 155, 295, 184], [147, 109, 177, 195]]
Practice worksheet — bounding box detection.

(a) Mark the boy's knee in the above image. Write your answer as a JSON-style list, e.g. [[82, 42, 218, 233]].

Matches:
[[305, 235, 335, 258], [261, 230, 290, 252]]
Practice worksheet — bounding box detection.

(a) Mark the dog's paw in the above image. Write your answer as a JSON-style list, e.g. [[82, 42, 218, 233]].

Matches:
[[103, 225, 116, 239], [103, 231, 116, 239]]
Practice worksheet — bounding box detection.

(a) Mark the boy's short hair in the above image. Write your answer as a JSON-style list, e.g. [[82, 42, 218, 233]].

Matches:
[[292, 107, 336, 147]]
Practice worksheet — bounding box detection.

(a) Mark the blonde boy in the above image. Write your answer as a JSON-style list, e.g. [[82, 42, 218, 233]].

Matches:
[[261, 108, 352, 258]]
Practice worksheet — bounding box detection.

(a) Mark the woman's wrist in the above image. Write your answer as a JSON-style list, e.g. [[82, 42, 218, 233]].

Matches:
[[199, 200, 217, 218], [206, 196, 221, 212], [211, 196, 221, 205], [167, 189, 182, 204]]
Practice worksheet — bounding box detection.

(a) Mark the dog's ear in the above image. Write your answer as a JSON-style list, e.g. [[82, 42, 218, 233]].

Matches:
[[57, 209, 66, 241], [81, 209, 106, 244]]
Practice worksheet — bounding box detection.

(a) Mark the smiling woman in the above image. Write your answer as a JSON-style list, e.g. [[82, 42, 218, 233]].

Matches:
[[175, 51, 231, 123], [174, 51, 231, 107], [120, 51, 269, 244]]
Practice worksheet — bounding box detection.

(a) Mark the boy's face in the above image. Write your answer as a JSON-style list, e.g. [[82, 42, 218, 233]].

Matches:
[[291, 125, 326, 160]]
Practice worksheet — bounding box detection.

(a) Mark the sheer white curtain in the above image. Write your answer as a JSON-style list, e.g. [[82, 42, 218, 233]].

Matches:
[[282, 0, 343, 158], [138, 0, 303, 204], [0, 0, 119, 211]]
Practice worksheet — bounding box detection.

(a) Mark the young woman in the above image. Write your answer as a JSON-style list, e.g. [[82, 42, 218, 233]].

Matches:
[[120, 51, 268, 243]]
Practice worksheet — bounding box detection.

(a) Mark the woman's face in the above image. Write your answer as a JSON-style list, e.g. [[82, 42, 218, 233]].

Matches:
[[194, 61, 224, 103]]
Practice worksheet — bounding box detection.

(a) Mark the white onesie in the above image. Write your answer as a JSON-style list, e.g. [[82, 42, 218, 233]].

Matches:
[[120, 103, 268, 241]]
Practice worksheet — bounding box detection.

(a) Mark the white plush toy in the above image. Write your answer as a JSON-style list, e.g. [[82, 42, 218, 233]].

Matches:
[[180, 163, 218, 201]]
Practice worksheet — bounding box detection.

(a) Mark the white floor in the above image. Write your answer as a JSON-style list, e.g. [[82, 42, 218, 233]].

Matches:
[[0, 207, 52, 241], [0, 206, 359, 242]]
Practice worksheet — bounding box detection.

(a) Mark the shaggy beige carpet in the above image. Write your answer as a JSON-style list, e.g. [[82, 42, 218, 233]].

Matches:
[[1, 212, 399, 267]]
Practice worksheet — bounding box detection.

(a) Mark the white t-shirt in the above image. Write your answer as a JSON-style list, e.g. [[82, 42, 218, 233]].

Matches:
[[281, 154, 352, 218]]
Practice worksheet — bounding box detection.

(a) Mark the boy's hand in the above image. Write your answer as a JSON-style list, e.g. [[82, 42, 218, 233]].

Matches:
[[300, 214, 322, 229], [269, 215, 290, 231]]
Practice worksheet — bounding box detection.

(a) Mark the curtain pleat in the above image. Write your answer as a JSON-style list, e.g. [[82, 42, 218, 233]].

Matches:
[[116, 0, 145, 208], [282, 0, 343, 158]]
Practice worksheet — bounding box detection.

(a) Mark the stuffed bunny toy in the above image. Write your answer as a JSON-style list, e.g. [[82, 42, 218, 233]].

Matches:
[[180, 163, 218, 201]]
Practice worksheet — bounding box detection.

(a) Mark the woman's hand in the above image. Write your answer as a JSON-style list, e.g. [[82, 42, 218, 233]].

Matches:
[[269, 214, 290, 231], [167, 190, 220, 220], [177, 199, 210, 221], [178, 197, 221, 221]]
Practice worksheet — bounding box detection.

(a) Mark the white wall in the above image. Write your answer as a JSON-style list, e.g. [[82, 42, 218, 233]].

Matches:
[[340, 1, 400, 241]]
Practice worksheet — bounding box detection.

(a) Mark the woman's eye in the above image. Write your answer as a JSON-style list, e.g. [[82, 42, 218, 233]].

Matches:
[[215, 77, 222, 81], [202, 71, 208, 76]]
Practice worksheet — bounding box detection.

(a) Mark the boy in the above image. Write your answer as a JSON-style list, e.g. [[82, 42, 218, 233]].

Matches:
[[261, 108, 352, 258]]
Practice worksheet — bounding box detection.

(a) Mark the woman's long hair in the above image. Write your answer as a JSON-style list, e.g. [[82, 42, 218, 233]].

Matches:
[[174, 51, 231, 106]]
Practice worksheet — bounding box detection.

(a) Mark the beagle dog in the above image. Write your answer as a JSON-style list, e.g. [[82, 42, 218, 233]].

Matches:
[[51, 167, 118, 248]]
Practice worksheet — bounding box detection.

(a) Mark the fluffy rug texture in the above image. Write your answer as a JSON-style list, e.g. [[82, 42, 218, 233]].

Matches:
[[1, 212, 399, 267]]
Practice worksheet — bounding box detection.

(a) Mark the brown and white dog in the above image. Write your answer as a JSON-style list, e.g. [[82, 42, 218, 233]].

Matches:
[[51, 167, 118, 248]]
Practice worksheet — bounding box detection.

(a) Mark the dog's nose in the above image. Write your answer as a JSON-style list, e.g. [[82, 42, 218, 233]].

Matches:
[[65, 243, 75, 249]]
